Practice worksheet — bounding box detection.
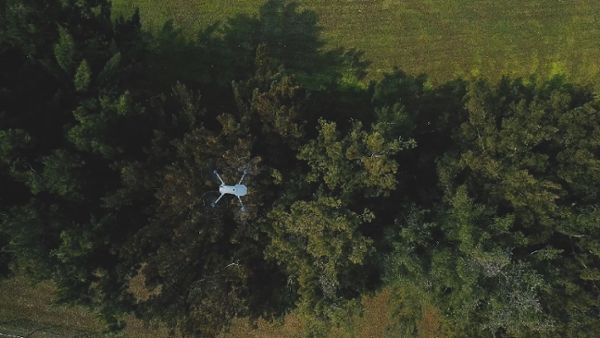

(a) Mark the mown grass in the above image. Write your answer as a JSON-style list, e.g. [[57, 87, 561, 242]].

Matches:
[[0, 275, 181, 338], [111, 0, 600, 87]]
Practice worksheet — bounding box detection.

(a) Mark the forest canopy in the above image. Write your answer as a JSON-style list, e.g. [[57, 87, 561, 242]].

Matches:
[[1, 1, 599, 337]]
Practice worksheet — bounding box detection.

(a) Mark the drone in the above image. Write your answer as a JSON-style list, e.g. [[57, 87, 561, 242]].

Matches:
[[211, 169, 248, 211]]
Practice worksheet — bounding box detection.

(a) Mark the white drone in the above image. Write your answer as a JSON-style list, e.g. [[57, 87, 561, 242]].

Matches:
[[211, 169, 248, 211]]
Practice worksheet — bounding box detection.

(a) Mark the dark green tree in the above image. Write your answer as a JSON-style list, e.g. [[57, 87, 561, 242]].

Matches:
[[0, 0, 150, 329], [385, 77, 600, 337]]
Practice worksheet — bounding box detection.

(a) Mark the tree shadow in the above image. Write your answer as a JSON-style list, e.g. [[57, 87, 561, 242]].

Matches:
[[150, 0, 369, 91]]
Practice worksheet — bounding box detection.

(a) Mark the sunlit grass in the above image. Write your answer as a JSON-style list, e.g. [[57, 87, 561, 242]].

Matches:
[[111, 0, 600, 88], [0, 276, 105, 337], [0, 275, 182, 337]]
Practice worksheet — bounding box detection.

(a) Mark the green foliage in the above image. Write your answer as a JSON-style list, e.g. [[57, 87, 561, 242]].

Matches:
[[74, 59, 92, 92], [481, 263, 554, 337], [28, 149, 84, 201], [385, 200, 554, 337], [0, 128, 33, 181], [267, 196, 373, 308], [97, 52, 121, 86], [67, 92, 142, 158], [414, 77, 600, 336], [232, 47, 309, 149], [54, 26, 75, 73], [298, 119, 412, 198], [123, 99, 261, 335]]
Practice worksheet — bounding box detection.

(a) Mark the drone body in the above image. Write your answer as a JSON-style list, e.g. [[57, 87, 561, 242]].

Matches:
[[211, 170, 248, 211], [219, 183, 247, 196]]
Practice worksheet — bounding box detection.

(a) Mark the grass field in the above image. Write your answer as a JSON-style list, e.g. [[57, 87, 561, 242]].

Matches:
[[0, 276, 180, 338], [0, 276, 104, 337], [111, 0, 600, 87]]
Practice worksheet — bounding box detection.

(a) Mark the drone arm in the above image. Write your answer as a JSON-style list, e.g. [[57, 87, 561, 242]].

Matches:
[[236, 195, 245, 211], [213, 170, 225, 185], [212, 193, 225, 207], [238, 170, 247, 185]]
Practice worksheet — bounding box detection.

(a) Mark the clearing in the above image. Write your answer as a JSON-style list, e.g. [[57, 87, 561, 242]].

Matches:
[[112, 0, 600, 87]]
